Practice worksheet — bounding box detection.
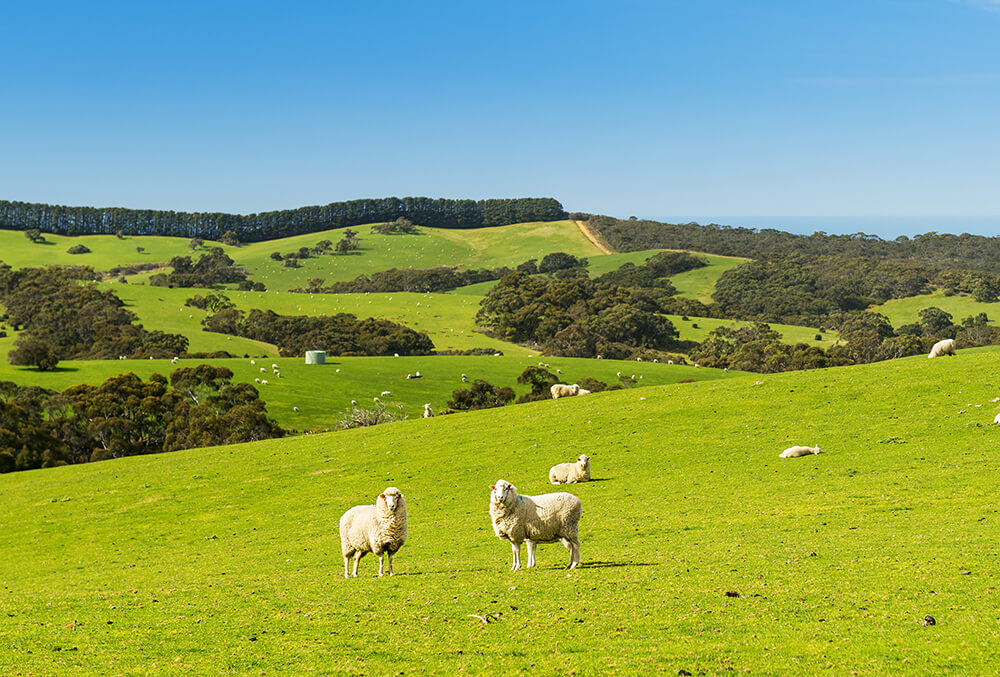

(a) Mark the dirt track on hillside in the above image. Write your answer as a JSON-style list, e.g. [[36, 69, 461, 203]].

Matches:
[[575, 220, 613, 254]]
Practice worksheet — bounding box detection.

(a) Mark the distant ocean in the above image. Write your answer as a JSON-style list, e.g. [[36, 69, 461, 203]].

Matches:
[[647, 216, 1000, 240]]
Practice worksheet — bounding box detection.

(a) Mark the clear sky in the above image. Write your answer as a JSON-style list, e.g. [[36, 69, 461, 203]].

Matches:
[[2, 0, 999, 229]]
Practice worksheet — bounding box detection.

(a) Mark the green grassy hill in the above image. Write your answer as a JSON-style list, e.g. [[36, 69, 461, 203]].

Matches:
[[873, 290, 1000, 328], [3, 348, 1000, 673]]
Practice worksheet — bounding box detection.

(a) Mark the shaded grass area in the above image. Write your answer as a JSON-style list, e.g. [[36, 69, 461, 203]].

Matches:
[[669, 315, 839, 347], [2, 349, 1000, 672]]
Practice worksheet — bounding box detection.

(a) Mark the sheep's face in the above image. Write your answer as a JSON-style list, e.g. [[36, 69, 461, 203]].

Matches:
[[578, 454, 590, 468], [490, 480, 516, 507], [379, 488, 403, 513]]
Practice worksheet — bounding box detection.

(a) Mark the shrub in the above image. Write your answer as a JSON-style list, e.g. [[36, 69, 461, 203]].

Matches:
[[66, 244, 91, 254], [448, 380, 515, 411], [337, 403, 407, 429]]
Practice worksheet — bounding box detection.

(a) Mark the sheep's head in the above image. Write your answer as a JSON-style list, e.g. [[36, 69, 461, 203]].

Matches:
[[379, 487, 404, 513], [490, 480, 516, 507], [578, 454, 590, 468], [812, 447, 822, 455]]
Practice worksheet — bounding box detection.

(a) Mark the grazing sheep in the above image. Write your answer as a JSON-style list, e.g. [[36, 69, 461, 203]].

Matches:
[[351, 399, 359, 406], [254, 377, 261, 383], [293, 406, 300, 412], [928, 338, 957, 358], [549, 454, 591, 484], [271, 363, 278, 369], [550, 383, 580, 399], [576, 388, 592, 395], [994, 412, 1000, 424], [667, 360, 674, 365], [250, 360, 256, 365], [260, 367, 266, 372], [261, 379, 268, 385], [779, 445, 822, 458], [423, 403, 434, 418], [339, 487, 408, 578], [381, 391, 392, 397], [489, 480, 582, 570]]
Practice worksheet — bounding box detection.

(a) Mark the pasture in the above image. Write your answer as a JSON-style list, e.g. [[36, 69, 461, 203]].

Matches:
[[873, 291, 1000, 329], [3, 348, 1000, 673]]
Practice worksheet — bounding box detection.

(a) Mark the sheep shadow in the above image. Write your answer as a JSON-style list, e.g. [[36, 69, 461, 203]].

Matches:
[[580, 561, 660, 569]]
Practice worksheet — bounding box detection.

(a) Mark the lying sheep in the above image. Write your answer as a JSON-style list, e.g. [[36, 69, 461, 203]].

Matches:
[[779, 445, 822, 458], [550, 383, 580, 399], [576, 388, 592, 395], [549, 454, 591, 484], [928, 338, 957, 358], [339, 487, 408, 578], [489, 480, 581, 570], [381, 390, 392, 397]]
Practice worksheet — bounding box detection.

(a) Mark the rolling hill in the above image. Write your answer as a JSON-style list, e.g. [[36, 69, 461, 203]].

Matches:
[[2, 347, 999, 673]]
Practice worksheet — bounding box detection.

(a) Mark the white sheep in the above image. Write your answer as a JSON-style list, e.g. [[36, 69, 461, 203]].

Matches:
[[576, 388, 592, 395], [928, 338, 957, 358], [549, 454, 591, 484], [271, 363, 278, 369], [550, 383, 580, 399], [779, 445, 822, 458], [993, 412, 1000, 424], [381, 391, 392, 397], [489, 480, 582, 570], [260, 367, 266, 373], [339, 487, 408, 578], [422, 403, 433, 418]]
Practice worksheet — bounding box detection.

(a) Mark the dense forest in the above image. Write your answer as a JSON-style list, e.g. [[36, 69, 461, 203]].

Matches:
[[0, 367, 284, 473], [581, 214, 1000, 272], [0, 197, 565, 242]]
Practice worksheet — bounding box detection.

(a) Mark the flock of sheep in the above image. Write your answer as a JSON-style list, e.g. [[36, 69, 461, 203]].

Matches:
[[333, 336, 964, 577], [338, 454, 592, 577]]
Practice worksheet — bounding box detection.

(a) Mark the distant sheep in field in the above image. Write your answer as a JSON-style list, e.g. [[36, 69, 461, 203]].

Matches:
[[549, 454, 591, 484], [260, 367, 266, 372], [994, 412, 1000, 424], [339, 487, 408, 578], [271, 363, 278, 369], [550, 383, 580, 399], [779, 445, 822, 458], [489, 479, 582, 570], [928, 338, 957, 358], [381, 391, 392, 397], [423, 403, 434, 418], [576, 388, 591, 395]]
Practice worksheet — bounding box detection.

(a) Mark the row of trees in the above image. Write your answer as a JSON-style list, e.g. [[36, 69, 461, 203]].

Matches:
[[0, 197, 566, 242], [0, 367, 284, 473], [202, 308, 435, 357]]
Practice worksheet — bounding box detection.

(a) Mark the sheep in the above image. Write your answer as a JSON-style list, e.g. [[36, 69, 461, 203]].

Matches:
[[339, 487, 408, 578], [576, 388, 592, 395], [549, 454, 591, 484], [993, 412, 1000, 424], [260, 367, 266, 373], [423, 403, 434, 418], [779, 445, 822, 458], [928, 338, 957, 358], [293, 406, 300, 412], [261, 379, 268, 385], [489, 480, 581, 570], [271, 363, 278, 369], [381, 391, 392, 397], [550, 383, 580, 399]]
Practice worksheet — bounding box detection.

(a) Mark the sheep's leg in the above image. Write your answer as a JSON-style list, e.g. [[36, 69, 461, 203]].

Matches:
[[378, 553, 385, 577], [343, 555, 351, 579], [386, 552, 394, 576], [352, 552, 362, 577], [510, 541, 521, 571], [568, 539, 580, 570], [525, 540, 537, 568]]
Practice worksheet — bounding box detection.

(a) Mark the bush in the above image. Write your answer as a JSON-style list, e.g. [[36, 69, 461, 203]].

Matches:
[[448, 380, 515, 411], [337, 403, 407, 429], [66, 244, 91, 254]]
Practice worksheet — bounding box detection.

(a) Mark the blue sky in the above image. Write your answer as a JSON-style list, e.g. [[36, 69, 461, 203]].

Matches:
[[2, 0, 999, 231]]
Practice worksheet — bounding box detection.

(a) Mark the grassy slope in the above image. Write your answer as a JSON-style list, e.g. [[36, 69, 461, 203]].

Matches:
[[669, 315, 838, 348], [0, 355, 733, 430], [669, 253, 747, 303], [873, 290, 1000, 328], [3, 349, 1000, 673]]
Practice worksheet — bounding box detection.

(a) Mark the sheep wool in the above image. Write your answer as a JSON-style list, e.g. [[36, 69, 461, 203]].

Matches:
[[549, 454, 592, 484], [928, 338, 957, 358], [489, 479, 582, 570], [550, 383, 580, 399], [779, 445, 822, 458], [339, 487, 408, 578]]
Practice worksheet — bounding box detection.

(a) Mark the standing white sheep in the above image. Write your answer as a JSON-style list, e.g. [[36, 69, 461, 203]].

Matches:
[[779, 445, 822, 458], [550, 383, 580, 399], [489, 480, 581, 570], [549, 454, 591, 484], [423, 403, 434, 418], [928, 338, 957, 358], [339, 487, 408, 578]]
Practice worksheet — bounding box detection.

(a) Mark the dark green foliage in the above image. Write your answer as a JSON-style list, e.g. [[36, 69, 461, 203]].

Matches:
[[335, 228, 360, 254], [371, 217, 418, 234], [9, 334, 60, 371], [0, 372, 284, 473], [447, 380, 515, 411], [236, 280, 266, 291], [219, 230, 240, 246], [24, 228, 44, 243], [66, 244, 91, 254], [0, 197, 565, 241], [202, 308, 434, 357], [151, 247, 249, 288], [538, 252, 586, 273], [0, 265, 189, 361], [515, 366, 559, 403], [297, 265, 514, 294], [184, 293, 235, 313]]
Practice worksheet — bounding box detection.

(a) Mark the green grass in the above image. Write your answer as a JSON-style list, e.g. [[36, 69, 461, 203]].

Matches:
[[0, 354, 735, 430], [669, 315, 839, 347], [669, 253, 748, 303], [3, 349, 1000, 673], [873, 290, 1000, 328], [0, 230, 201, 270]]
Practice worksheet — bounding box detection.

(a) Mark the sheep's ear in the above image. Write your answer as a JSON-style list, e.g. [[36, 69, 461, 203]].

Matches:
[[379, 493, 385, 499], [489, 485, 495, 490]]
